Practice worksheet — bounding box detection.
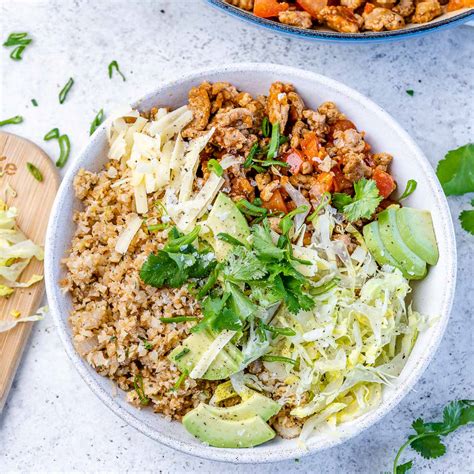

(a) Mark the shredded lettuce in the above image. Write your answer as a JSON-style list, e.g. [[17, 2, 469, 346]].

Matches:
[[0, 201, 44, 296], [0, 305, 48, 333]]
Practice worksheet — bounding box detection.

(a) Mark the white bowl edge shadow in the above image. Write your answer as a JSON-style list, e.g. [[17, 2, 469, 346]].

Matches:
[[44, 63, 457, 464]]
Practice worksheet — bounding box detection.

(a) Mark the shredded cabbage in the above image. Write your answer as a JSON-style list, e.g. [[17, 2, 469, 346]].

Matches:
[[0, 201, 44, 296], [0, 305, 48, 333]]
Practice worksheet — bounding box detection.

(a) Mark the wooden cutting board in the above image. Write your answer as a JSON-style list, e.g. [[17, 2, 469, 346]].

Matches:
[[0, 132, 59, 412]]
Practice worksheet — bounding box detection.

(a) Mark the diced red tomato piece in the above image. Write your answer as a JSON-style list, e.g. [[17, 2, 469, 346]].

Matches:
[[284, 149, 305, 175], [373, 168, 396, 198], [300, 131, 320, 160], [447, 0, 474, 11], [364, 2, 375, 13], [262, 189, 288, 213], [296, 0, 327, 17], [254, 0, 289, 18], [316, 172, 335, 193], [331, 165, 351, 192]]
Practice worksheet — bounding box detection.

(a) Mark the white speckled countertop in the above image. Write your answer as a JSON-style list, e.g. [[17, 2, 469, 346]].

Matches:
[[1, 0, 473, 472]]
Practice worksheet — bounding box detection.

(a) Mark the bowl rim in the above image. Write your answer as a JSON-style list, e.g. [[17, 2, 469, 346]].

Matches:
[[206, 0, 474, 43], [45, 62, 457, 464]]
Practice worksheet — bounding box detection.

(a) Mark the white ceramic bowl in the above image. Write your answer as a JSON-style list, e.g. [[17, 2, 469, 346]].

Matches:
[[45, 63, 456, 464]]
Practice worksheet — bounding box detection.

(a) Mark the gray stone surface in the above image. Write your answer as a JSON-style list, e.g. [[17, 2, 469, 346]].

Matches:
[[0, 0, 473, 472]]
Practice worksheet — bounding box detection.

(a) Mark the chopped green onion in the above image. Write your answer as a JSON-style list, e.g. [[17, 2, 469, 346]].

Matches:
[[308, 192, 331, 221], [3, 32, 32, 47], [138, 336, 153, 350], [174, 348, 190, 360], [0, 115, 23, 127], [56, 134, 71, 168], [58, 77, 74, 104], [236, 199, 268, 217], [262, 355, 296, 365], [147, 222, 170, 232], [171, 369, 188, 391], [256, 318, 267, 342], [108, 60, 126, 81], [406, 90, 414, 96], [262, 324, 296, 337], [310, 277, 340, 296], [261, 117, 270, 138], [217, 232, 246, 247], [154, 200, 168, 216], [44, 128, 60, 140], [197, 263, 223, 299], [207, 159, 223, 177], [160, 316, 199, 323], [164, 226, 200, 252], [10, 45, 26, 60], [251, 164, 266, 174], [31, 99, 38, 107], [279, 205, 309, 235], [133, 374, 150, 405], [399, 179, 418, 201], [252, 158, 289, 168], [26, 162, 43, 182], [267, 122, 280, 159], [89, 109, 104, 135], [244, 142, 259, 168]]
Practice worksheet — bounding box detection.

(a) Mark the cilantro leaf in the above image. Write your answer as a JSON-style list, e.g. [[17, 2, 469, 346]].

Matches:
[[252, 221, 286, 261], [333, 178, 382, 221], [395, 460, 413, 474], [436, 144, 474, 196], [410, 435, 446, 459], [392, 400, 474, 474], [224, 247, 267, 281], [459, 209, 474, 235]]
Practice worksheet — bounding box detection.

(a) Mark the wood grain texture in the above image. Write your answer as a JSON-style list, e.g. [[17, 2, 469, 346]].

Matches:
[[0, 132, 59, 412]]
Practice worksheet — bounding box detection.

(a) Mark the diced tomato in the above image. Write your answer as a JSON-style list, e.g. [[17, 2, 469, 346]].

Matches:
[[296, 0, 327, 17], [373, 168, 396, 198], [253, 0, 289, 17], [331, 165, 351, 192], [447, 0, 474, 11], [300, 131, 320, 160], [284, 149, 305, 175], [328, 119, 357, 140], [364, 2, 375, 13], [262, 189, 288, 213], [316, 172, 335, 193]]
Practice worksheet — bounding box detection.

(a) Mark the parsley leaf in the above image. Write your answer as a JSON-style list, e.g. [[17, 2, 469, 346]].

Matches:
[[333, 178, 382, 221], [459, 209, 474, 235], [392, 400, 474, 473], [436, 144, 474, 196]]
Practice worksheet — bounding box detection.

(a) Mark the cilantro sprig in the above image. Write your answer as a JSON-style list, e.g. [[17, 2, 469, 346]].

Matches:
[[332, 178, 383, 222], [436, 144, 474, 235], [392, 400, 474, 473]]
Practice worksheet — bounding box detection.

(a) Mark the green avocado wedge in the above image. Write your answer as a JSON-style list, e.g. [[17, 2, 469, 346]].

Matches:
[[205, 392, 281, 421], [183, 404, 276, 448], [363, 221, 400, 270], [377, 208, 427, 280], [396, 207, 439, 265], [207, 192, 250, 261], [169, 330, 243, 380]]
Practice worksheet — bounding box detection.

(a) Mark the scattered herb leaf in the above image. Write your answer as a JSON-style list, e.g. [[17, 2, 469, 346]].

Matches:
[[31, 98, 38, 107], [138, 336, 153, 351], [207, 159, 223, 177], [392, 400, 474, 473], [108, 60, 126, 81], [26, 162, 43, 182], [0, 115, 23, 127], [459, 209, 474, 235], [58, 77, 74, 104], [89, 109, 105, 135], [406, 90, 414, 96], [332, 178, 383, 222], [399, 179, 418, 200], [436, 144, 474, 196]]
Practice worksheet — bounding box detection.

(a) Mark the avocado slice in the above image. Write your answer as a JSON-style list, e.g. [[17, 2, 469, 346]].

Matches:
[[396, 207, 439, 265], [363, 221, 400, 269], [169, 330, 243, 380], [207, 192, 250, 260], [378, 208, 427, 280], [183, 404, 276, 448], [206, 392, 281, 421]]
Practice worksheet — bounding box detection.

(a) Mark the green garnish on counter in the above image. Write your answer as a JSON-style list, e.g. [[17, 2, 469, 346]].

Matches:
[[89, 109, 105, 135], [3, 32, 32, 61], [56, 134, 71, 168], [108, 60, 126, 81], [399, 179, 418, 200], [0, 115, 23, 127], [44, 127, 60, 141], [58, 77, 74, 104], [26, 162, 43, 182], [31, 98, 38, 107], [406, 90, 414, 96]]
